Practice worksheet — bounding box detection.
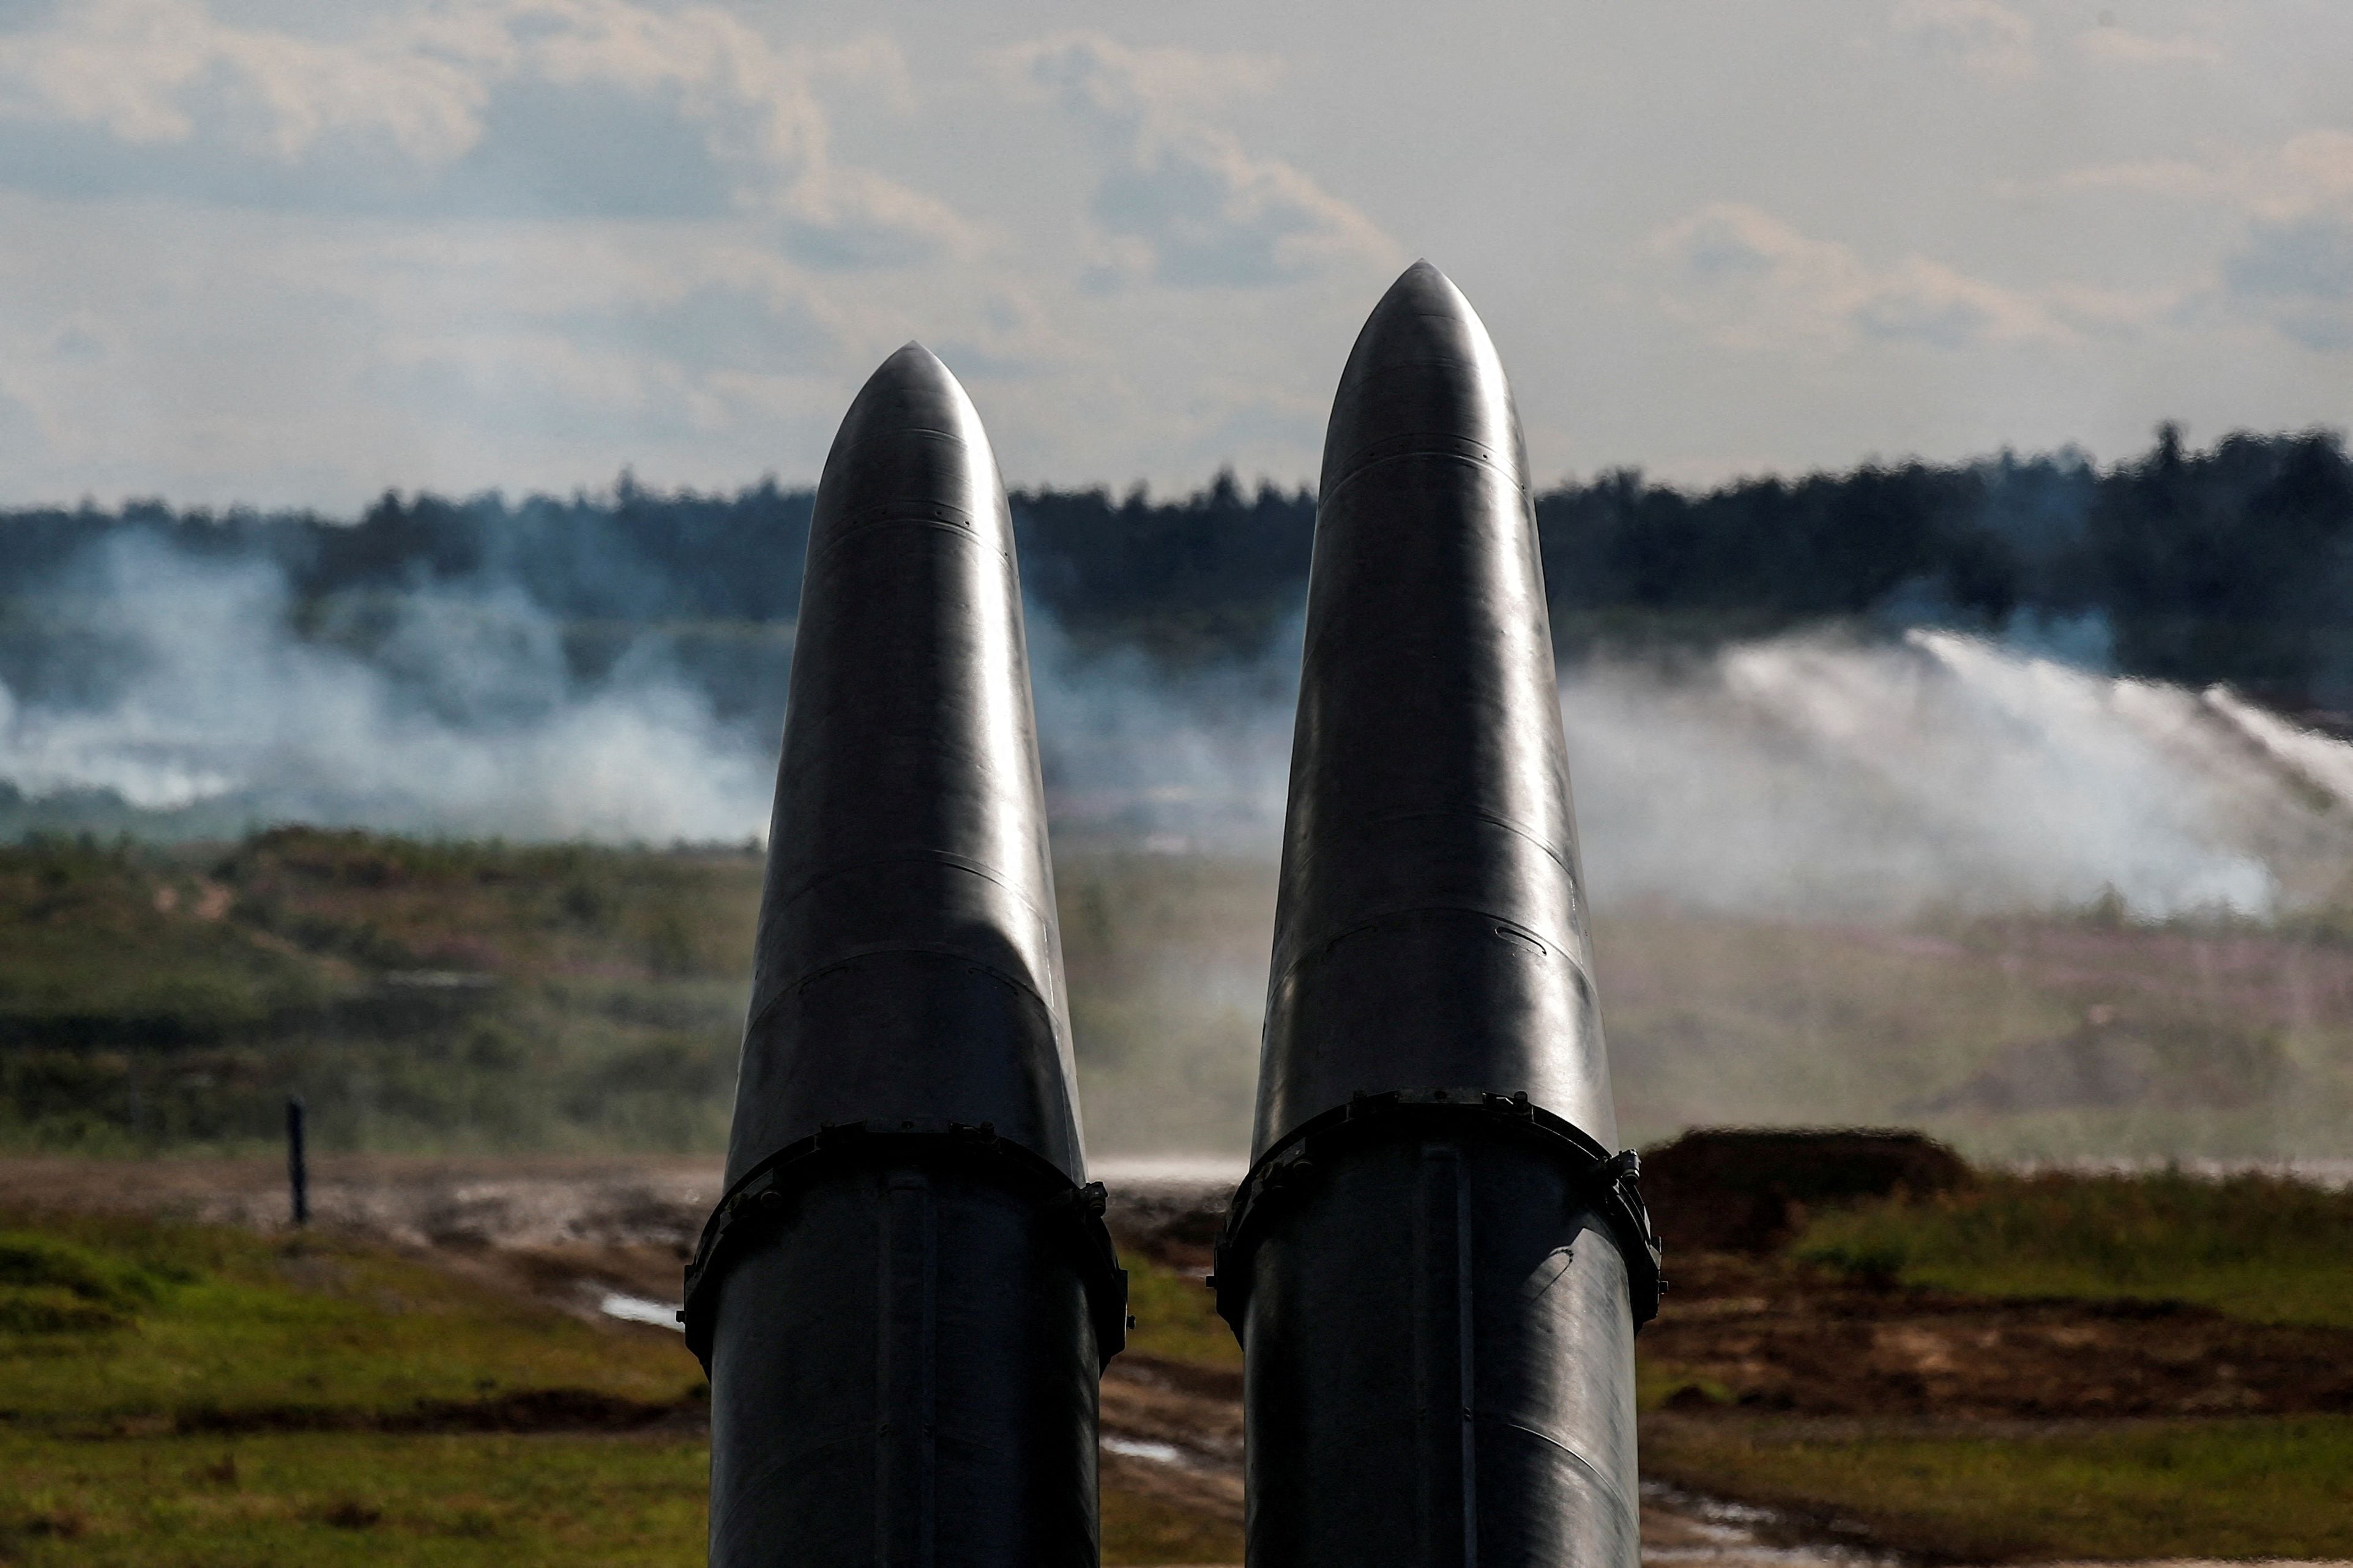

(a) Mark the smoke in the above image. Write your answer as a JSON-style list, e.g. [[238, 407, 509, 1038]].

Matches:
[[1562, 630, 2351, 921], [1027, 611, 1297, 859], [0, 532, 774, 841], [1038, 620, 2353, 924], [9, 528, 2353, 927]]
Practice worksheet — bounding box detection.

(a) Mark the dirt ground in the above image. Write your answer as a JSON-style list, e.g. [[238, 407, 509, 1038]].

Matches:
[[16, 1153, 2348, 1566], [1643, 1250, 2353, 1420]]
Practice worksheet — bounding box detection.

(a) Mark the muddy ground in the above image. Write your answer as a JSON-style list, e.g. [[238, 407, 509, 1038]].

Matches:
[[13, 1153, 2349, 1564], [1643, 1251, 2353, 1421]]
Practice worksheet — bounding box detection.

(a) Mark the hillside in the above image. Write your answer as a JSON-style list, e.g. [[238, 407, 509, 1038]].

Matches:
[[6, 831, 2351, 1162]]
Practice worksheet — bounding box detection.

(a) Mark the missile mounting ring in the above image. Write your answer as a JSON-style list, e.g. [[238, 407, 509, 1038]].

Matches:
[[1211, 1088, 1666, 1341], [682, 1118, 1130, 1373]]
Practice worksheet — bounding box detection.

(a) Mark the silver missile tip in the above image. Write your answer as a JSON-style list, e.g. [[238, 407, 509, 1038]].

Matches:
[[1322, 259, 1524, 496], [830, 341, 986, 466]]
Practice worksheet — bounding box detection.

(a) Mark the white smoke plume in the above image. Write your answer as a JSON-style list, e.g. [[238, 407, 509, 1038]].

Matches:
[[0, 533, 774, 841], [1561, 630, 2353, 921], [9, 529, 2353, 925], [1027, 612, 1297, 858]]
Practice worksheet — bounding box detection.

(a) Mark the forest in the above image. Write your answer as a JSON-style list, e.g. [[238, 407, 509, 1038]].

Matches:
[[4, 423, 2351, 704]]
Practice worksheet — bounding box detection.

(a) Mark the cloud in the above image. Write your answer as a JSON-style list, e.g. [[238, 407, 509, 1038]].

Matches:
[[2226, 217, 2353, 303], [355, 248, 862, 445], [1890, 0, 2038, 80], [0, 1, 966, 264], [2076, 24, 2223, 68], [2040, 130, 2353, 349], [2045, 130, 2353, 220], [561, 281, 841, 376], [930, 288, 1086, 381], [999, 32, 1395, 289], [2223, 217, 2353, 349], [0, 381, 39, 461], [1649, 203, 2153, 352]]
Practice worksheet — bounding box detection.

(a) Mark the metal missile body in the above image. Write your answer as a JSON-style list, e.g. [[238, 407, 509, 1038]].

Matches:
[[1216, 264, 1661, 1564], [685, 345, 1125, 1568]]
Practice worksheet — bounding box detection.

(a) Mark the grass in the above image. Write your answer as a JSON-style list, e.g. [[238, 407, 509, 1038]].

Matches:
[[0, 1208, 1236, 1564], [1794, 1169, 2353, 1328], [1122, 1255, 1239, 1369], [0, 1429, 1239, 1568], [0, 831, 756, 1154], [15, 828, 2353, 1163], [1594, 902, 2353, 1160], [0, 1430, 709, 1567], [0, 1206, 714, 1564], [1643, 1414, 2353, 1562], [0, 1208, 701, 1429]]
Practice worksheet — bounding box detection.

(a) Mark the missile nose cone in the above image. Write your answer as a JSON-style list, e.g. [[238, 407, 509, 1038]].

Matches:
[[1258, 264, 1613, 1155], [722, 343, 1083, 1191], [1321, 261, 1528, 503], [819, 341, 998, 528], [837, 341, 956, 433]]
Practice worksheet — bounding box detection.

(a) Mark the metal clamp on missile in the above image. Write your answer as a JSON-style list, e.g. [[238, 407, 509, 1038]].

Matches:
[[684, 1118, 1129, 1372], [1212, 1088, 1662, 1339]]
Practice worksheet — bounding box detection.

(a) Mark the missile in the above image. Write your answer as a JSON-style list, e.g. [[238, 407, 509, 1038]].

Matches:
[[1215, 263, 1662, 1564], [684, 344, 1126, 1567]]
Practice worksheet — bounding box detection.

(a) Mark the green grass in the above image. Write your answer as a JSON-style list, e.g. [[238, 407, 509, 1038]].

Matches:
[[1794, 1170, 2353, 1328], [0, 831, 757, 1154], [0, 1430, 1242, 1568], [0, 1209, 1233, 1564], [17, 827, 2353, 1163], [1642, 1414, 2353, 1562], [1122, 1255, 1239, 1369], [0, 1430, 709, 1567], [0, 1208, 701, 1429]]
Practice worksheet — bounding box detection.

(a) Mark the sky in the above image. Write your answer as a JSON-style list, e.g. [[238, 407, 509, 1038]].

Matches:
[[0, 0, 2347, 510]]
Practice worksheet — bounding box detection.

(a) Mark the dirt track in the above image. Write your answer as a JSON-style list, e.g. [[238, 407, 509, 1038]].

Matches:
[[33, 1154, 2349, 1566], [1, 1153, 1897, 1565]]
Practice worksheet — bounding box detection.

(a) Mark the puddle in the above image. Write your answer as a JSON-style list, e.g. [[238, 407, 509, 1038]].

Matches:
[[1103, 1435, 1188, 1465], [1640, 1482, 1900, 1567], [597, 1291, 684, 1330]]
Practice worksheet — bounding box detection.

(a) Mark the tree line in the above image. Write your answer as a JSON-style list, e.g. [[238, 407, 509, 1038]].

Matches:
[[4, 425, 2349, 702]]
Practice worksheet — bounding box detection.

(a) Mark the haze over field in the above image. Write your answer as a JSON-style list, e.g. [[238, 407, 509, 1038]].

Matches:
[[12, 526, 2353, 926], [12, 492, 2353, 1164]]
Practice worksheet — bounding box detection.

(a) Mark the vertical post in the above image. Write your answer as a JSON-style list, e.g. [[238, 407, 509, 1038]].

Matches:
[[285, 1095, 308, 1227]]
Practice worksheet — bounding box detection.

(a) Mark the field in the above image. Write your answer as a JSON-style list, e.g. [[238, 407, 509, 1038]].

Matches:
[[6, 1162, 2353, 1564], [0, 1194, 1242, 1566], [9, 830, 2353, 1163], [6, 830, 2353, 1561]]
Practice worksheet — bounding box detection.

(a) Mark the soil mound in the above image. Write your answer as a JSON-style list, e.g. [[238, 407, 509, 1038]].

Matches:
[[1643, 1128, 1971, 1254]]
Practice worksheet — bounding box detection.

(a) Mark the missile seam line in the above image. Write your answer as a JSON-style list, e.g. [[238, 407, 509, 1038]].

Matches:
[[1286, 806, 1574, 878], [804, 515, 1009, 574], [822, 425, 974, 469], [1319, 448, 1528, 507], [1336, 346, 1497, 384], [758, 848, 1055, 946], [1270, 903, 1596, 977], [1485, 1416, 1639, 1530], [829, 500, 978, 528], [744, 943, 1057, 1034]]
